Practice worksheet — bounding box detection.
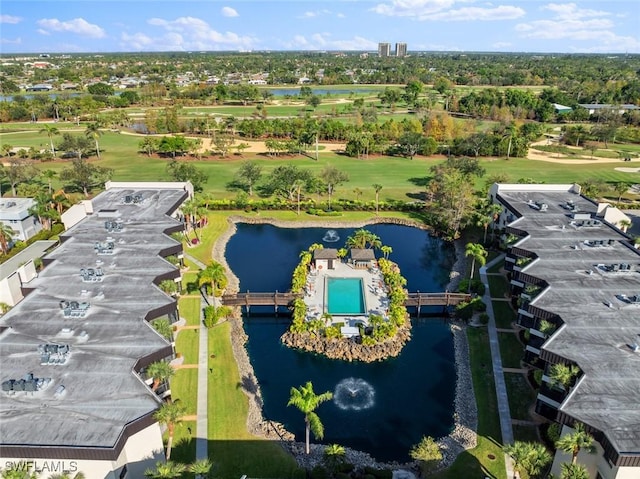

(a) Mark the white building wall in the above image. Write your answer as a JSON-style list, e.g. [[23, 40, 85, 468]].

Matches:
[[61, 203, 89, 230], [550, 425, 640, 479], [0, 423, 164, 479], [0, 273, 23, 306], [17, 260, 37, 284]]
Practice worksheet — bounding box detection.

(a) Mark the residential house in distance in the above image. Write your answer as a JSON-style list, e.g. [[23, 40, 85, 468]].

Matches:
[[0, 182, 192, 479], [489, 183, 640, 479], [0, 197, 42, 243], [578, 104, 640, 115]]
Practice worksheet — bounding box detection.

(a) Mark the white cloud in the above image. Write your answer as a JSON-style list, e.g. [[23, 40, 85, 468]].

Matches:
[[430, 5, 524, 21], [0, 15, 22, 24], [37, 29, 50, 36], [542, 3, 610, 20], [284, 33, 376, 50], [0, 37, 22, 44], [372, 0, 524, 21], [131, 16, 255, 51], [515, 3, 639, 53], [36, 18, 106, 38], [336, 13, 346, 18], [221, 7, 239, 18], [299, 9, 331, 19], [492, 41, 512, 48]]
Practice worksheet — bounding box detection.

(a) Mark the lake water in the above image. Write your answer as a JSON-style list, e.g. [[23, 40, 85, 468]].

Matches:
[[225, 224, 457, 462]]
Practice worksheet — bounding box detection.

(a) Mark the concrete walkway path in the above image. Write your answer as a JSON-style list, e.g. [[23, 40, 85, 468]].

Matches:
[[184, 252, 207, 270], [480, 254, 516, 478]]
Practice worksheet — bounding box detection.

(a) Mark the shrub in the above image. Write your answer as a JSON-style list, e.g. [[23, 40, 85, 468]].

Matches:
[[310, 465, 329, 479], [458, 278, 486, 296], [546, 422, 562, 444], [479, 313, 490, 325]]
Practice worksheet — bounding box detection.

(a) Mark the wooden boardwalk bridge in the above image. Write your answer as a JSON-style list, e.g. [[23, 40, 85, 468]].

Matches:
[[220, 291, 471, 315]]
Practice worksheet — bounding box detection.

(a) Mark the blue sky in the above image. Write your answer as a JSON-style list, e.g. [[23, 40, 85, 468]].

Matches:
[[1, 1, 639, 54]]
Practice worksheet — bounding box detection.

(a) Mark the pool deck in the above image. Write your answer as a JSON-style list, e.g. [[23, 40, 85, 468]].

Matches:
[[303, 261, 389, 327]]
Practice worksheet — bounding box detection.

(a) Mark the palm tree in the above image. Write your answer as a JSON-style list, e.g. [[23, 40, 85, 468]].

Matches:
[[197, 261, 228, 300], [381, 245, 392, 259], [0, 223, 17, 254], [29, 192, 58, 231], [521, 442, 552, 478], [549, 363, 580, 390], [618, 219, 632, 233], [324, 443, 346, 472], [503, 441, 532, 479], [152, 318, 174, 341], [1, 470, 38, 479], [373, 183, 382, 216], [614, 182, 630, 202], [84, 122, 103, 159], [154, 401, 187, 461], [477, 202, 503, 244], [188, 458, 213, 478], [48, 473, 86, 479], [287, 381, 333, 454], [41, 169, 57, 195], [464, 242, 487, 292], [555, 422, 596, 465], [560, 462, 590, 479], [144, 460, 187, 479], [146, 361, 175, 391], [39, 124, 59, 155]]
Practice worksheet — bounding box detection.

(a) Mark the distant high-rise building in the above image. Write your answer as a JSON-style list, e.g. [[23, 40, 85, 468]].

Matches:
[[378, 42, 391, 57], [395, 42, 407, 58]]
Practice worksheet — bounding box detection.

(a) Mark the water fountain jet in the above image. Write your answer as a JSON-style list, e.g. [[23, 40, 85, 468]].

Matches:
[[323, 230, 340, 243], [333, 378, 375, 411]]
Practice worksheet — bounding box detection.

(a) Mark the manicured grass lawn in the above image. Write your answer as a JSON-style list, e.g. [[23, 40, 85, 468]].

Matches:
[[181, 271, 200, 294], [498, 332, 524, 369], [4, 128, 639, 202], [504, 373, 536, 421], [170, 420, 197, 464], [488, 275, 510, 300], [175, 327, 199, 365], [513, 425, 540, 443], [434, 327, 505, 479], [492, 301, 517, 329], [185, 212, 231, 265], [178, 297, 202, 327], [171, 369, 198, 415], [208, 322, 302, 478]]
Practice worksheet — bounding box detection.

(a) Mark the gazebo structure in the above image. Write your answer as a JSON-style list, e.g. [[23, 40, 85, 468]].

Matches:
[[349, 248, 376, 269], [313, 248, 338, 271]]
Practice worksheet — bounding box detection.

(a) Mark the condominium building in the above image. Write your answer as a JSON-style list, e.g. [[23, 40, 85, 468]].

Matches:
[[490, 183, 640, 479], [0, 198, 42, 243], [395, 42, 407, 58], [378, 42, 391, 57], [0, 182, 192, 479]]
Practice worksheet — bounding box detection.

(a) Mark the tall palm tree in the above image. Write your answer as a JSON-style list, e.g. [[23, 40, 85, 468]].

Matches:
[[84, 122, 103, 159], [188, 458, 213, 478], [373, 183, 382, 216], [555, 422, 596, 465], [39, 124, 59, 155], [477, 202, 503, 244], [197, 261, 228, 300], [41, 169, 57, 195], [146, 361, 175, 391], [152, 318, 174, 341], [287, 381, 333, 454], [144, 460, 187, 479], [154, 401, 186, 461], [29, 192, 58, 231], [381, 245, 392, 259], [0, 223, 17, 254], [560, 462, 590, 479], [464, 242, 487, 292]]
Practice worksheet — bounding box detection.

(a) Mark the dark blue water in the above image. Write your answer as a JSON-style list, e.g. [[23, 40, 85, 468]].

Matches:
[[226, 224, 457, 462]]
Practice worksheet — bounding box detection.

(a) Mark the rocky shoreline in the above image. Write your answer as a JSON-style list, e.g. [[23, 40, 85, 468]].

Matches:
[[211, 215, 478, 472]]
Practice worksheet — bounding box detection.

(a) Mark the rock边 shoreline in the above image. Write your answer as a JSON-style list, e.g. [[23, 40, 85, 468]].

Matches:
[[210, 215, 477, 471]]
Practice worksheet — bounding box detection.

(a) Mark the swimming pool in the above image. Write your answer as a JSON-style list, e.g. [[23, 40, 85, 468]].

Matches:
[[327, 277, 366, 315]]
